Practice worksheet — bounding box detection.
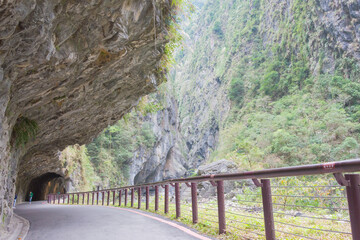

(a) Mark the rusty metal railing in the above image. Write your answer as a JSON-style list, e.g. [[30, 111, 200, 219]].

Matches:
[[48, 159, 360, 239]]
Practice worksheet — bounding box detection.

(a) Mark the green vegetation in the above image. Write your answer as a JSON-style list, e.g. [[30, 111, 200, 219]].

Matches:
[[158, 0, 194, 80], [60, 145, 100, 191], [11, 117, 38, 147], [212, 20, 223, 38], [60, 88, 166, 190], [173, 0, 360, 169], [59, 83, 169, 190], [228, 77, 245, 105], [86, 111, 157, 188], [136, 95, 164, 116]]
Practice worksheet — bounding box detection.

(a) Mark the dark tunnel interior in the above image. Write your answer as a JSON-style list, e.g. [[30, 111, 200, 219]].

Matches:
[[26, 172, 66, 201]]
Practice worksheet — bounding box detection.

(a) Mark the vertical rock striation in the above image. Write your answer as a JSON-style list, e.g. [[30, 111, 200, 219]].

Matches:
[[130, 96, 189, 184]]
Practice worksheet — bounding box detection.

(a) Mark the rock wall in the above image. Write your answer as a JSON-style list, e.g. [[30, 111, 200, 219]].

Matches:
[[0, 0, 174, 231], [261, 0, 360, 72], [317, 0, 360, 60], [124, 76, 228, 184], [130, 95, 189, 184]]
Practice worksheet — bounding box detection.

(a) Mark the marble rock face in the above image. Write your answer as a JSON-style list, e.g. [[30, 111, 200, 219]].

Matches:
[[0, 0, 172, 231]]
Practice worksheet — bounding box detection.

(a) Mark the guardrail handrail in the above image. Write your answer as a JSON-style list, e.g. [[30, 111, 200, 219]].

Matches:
[[48, 159, 360, 239], [61, 159, 360, 194]]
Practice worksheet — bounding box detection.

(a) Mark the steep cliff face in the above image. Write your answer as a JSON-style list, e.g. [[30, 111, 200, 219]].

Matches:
[[0, 0, 174, 231], [185, 0, 360, 169], [111, 0, 360, 183], [130, 94, 189, 184], [316, 0, 360, 60], [77, 91, 190, 187]]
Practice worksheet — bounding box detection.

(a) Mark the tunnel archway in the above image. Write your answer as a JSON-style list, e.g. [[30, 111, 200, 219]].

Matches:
[[26, 172, 66, 201]]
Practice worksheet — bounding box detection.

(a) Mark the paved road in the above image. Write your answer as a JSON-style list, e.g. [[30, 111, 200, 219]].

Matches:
[[15, 202, 210, 240]]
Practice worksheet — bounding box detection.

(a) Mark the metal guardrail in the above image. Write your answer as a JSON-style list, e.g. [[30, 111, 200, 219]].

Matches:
[[48, 159, 360, 239]]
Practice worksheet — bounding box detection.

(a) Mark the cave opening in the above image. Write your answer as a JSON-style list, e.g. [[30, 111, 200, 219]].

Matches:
[[26, 172, 66, 201]]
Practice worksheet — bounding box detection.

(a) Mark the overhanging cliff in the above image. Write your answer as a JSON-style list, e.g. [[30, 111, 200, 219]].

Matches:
[[0, 0, 174, 231]]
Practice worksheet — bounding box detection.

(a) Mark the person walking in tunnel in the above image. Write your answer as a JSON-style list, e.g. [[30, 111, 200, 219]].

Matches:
[[29, 191, 33, 204], [13, 194, 17, 208]]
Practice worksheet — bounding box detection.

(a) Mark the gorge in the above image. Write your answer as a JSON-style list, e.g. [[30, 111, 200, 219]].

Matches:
[[2, 0, 360, 236], [66, 0, 360, 192]]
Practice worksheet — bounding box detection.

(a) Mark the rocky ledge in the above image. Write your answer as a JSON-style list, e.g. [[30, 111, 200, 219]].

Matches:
[[0, 0, 174, 231]]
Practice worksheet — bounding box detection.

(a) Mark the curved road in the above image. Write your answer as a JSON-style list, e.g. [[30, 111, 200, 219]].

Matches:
[[15, 202, 211, 240]]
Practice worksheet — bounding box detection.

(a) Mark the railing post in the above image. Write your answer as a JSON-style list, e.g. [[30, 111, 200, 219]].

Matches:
[[96, 192, 99, 205], [155, 186, 159, 211], [119, 190, 122, 206], [165, 184, 169, 214], [53, 195, 56, 204], [77, 194, 79, 204], [125, 189, 128, 206], [261, 179, 276, 240], [82, 193, 85, 205], [92, 193, 94, 205], [102, 191, 105, 205], [107, 191, 110, 206], [67, 194, 70, 204], [216, 180, 226, 234], [131, 188, 134, 207], [58, 194, 60, 204], [138, 187, 141, 209], [175, 183, 181, 218], [146, 187, 149, 210], [72, 194, 74, 204], [345, 174, 360, 239], [113, 191, 115, 205], [87, 193, 90, 205], [191, 182, 198, 224], [63, 194, 66, 204]]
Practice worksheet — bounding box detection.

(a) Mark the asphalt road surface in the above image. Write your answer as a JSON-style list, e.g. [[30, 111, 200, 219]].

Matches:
[[15, 202, 211, 240]]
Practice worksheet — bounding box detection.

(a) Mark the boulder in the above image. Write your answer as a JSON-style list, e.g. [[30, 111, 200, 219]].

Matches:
[[197, 159, 238, 198]]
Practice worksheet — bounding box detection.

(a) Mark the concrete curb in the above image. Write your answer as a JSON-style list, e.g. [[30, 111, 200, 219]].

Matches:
[[13, 213, 30, 240], [0, 212, 29, 240]]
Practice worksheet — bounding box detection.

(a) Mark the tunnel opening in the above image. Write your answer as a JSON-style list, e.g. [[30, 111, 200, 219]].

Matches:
[[26, 172, 66, 201]]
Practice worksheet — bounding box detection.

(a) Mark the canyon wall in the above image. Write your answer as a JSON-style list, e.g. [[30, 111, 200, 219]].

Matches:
[[96, 0, 360, 184]]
